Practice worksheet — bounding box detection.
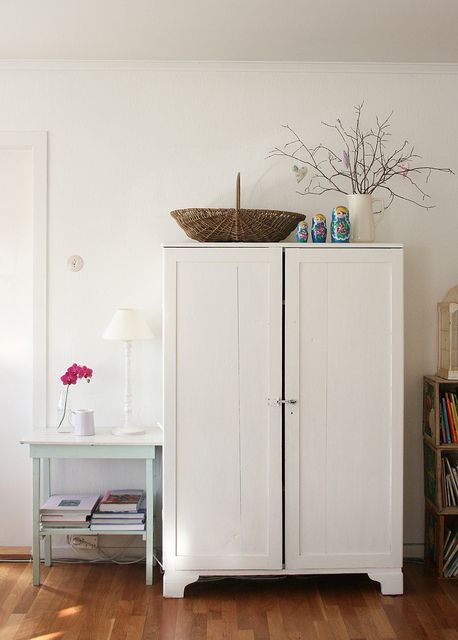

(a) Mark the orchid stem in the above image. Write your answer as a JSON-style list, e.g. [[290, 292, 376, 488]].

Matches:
[[57, 385, 69, 431]]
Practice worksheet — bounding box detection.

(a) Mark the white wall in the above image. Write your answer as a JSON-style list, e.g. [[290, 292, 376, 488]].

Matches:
[[0, 63, 457, 553]]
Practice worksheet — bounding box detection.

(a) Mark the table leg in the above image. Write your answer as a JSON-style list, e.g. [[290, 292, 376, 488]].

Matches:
[[42, 458, 52, 567], [146, 456, 154, 585], [32, 458, 41, 586], [153, 454, 158, 567]]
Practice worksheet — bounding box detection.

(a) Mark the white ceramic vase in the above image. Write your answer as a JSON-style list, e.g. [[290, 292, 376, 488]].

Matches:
[[347, 194, 385, 242]]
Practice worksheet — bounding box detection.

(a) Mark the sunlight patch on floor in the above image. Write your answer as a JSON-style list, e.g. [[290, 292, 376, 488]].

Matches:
[[57, 605, 82, 618]]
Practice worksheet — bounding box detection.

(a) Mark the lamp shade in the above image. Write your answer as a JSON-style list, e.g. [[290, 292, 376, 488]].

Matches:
[[103, 308, 154, 341]]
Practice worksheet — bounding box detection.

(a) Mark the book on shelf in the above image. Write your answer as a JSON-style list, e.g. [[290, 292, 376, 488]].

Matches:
[[440, 392, 458, 444], [449, 393, 458, 441], [90, 522, 145, 531], [41, 513, 89, 521], [90, 511, 144, 519], [445, 394, 455, 442], [40, 494, 100, 528], [90, 517, 145, 525], [41, 521, 90, 528], [90, 490, 146, 530], [98, 489, 145, 513], [443, 529, 458, 577], [441, 396, 451, 444], [41, 494, 100, 513], [441, 455, 458, 508], [41, 515, 89, 523]]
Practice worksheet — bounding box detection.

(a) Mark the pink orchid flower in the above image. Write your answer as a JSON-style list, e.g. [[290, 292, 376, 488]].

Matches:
[[58, 363, 93, 430]]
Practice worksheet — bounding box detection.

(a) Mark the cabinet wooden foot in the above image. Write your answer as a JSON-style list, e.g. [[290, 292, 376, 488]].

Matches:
[[163, 571, 200, 598], [368, 569, 403, 595]]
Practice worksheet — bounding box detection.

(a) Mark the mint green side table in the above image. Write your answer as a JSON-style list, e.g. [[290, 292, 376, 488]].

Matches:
[[21, 427, 163, 586]]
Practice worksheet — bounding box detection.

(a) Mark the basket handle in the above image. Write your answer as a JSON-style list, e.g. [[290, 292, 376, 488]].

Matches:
[[236, 172, 240, 211]]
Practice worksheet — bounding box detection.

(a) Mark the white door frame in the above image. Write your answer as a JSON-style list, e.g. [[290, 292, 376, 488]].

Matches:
[[0, 132, 47, 429]]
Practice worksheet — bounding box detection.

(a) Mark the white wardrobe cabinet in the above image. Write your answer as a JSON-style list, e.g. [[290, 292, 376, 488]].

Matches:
[[163, 244, 403, 598]]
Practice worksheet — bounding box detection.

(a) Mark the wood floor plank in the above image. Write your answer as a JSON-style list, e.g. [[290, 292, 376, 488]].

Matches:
[[0, 564, 31, 626], [266, 604, 285, 640], [174, 598, 195, 640], [433, 593, 458, 630], [355, 606, 384, 640], [0, 613, 24, 640], [0, 563, 457, 640], [154, 597, 177, 640], [323, 605, 352, 640], [126, 615, 147, 640], [221, 599, 238, 639], [361, 590, 397, 638], [313, 619, 339, 640]]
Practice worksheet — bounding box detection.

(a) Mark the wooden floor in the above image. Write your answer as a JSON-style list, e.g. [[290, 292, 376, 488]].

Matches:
[[0, 562, 457, 639]]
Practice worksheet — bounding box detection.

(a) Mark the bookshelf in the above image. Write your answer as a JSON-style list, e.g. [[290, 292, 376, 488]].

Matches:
[[423, 375, 458, 578]]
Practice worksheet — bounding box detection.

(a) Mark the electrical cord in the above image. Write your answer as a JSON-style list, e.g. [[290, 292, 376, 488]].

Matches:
[[52, 536, 163, 567]]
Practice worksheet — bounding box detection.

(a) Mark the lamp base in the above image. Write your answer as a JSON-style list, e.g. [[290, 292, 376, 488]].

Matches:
[[111, 425, 145, 436]]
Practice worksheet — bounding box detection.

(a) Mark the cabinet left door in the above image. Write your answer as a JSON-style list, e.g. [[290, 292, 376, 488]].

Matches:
[[163, 247, 283, 571]]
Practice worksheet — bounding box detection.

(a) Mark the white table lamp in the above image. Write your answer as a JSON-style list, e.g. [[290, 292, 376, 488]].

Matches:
[[103, 308, 153, 436]]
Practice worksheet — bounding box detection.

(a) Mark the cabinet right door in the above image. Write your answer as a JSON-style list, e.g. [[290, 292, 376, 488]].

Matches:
[[284, 247, 403, 570]]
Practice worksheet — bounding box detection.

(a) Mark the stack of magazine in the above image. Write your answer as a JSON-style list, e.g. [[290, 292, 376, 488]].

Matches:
[[40, 494, 100, 529], [90, 490, 146, 531]]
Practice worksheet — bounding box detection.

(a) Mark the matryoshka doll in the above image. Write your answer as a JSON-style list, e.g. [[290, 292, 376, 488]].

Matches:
[[330, 206, 350, 243], [295, 218, 308, 243], [311, 213, 327, 243]]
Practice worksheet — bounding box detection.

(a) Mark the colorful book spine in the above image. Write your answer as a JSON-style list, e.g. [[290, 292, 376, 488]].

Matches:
[[450, 392, 458, 441], [445, 394, 456, 443], [440, 407, 446, 444], [441, 396, 451, 444]]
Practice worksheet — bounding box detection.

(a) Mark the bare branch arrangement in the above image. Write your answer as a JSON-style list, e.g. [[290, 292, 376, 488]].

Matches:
[[268, 103, 454, 209]]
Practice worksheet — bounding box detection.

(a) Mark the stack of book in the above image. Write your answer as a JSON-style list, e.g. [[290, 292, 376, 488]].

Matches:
[[90, 489, 146, 531], [443, 528, 458, 577], [441, 455, 458, 507], [439, 391, 458, 444], [41, 494, 100, 529]]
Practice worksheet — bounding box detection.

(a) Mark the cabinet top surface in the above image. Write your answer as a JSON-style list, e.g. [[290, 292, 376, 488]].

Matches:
[[20, 426, 163, 447], [162, 242, 403, 249]]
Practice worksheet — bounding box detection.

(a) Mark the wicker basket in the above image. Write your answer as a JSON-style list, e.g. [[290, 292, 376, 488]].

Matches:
[[171, 173, 305, 242]]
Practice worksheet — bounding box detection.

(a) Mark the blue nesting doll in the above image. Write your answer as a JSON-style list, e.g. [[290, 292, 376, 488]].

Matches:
[[311, 214, 327, 243], [295, 218, 308, 243], [330, 206, 350, 243]]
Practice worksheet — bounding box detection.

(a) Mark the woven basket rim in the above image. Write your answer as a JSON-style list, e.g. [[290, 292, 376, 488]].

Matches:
[[171, 207, 304, 218]]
